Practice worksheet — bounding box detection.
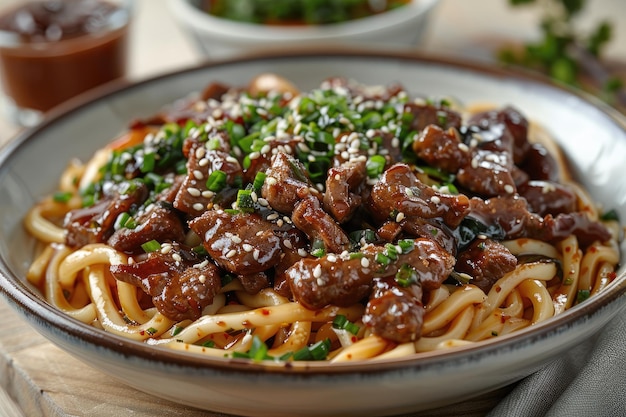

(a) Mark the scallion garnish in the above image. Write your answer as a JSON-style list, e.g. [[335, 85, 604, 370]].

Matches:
[[206, 169, 228, 192], [365, 154, 386, 178], [53, 191, 73, 203], [141, 239, 161, 253], [395, 264, 419, 287], [332, 314, 360, 335]]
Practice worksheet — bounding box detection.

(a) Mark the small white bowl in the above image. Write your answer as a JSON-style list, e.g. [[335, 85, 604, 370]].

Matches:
[[167, 0, 440, 57]]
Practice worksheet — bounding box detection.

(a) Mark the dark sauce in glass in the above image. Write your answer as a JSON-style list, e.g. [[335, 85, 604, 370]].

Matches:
[[0, 0, 131, 114]]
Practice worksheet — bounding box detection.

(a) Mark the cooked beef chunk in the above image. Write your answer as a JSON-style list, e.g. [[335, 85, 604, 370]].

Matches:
[[323, 159, 367, 223], [64, 180, 149, 248], [363, 276, 424, 343], [108, 201, 186, 254], [368, 163, 470, 229], [413, 125, 470, 173], [455, 239, 518, 292], [261, 152, 316, 214], [292, 195, 351, 254], [174, 140, 242, 216], [404, 102, 463, 132], [469, 195, 611, 247], [287, 238, 455, 310], [110, 243, 221, 322], [518, 180, 577, 217], [188, 210, 282, 275]]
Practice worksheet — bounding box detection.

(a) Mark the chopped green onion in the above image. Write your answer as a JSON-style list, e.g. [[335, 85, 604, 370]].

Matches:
[[311, 239, 325, 258], [53, 191, 73, 203], [366, 155, 386, 178], [293, 339, 331, 361], [141, 152, 156, 173], [395, 264, 419, 287], [332, 314, 360, 335], [236, 189, 255, 212], [384, 243, 398, 260], [375, 252, 390, 266], [202, 340, 216, 348], [577, 289, 591, 303], [206, 169, 228, 192], [253, 171, 266, 192], [397, 239, 414, 254], [141, 239, 161, 253], [146, 327, 158, 336]]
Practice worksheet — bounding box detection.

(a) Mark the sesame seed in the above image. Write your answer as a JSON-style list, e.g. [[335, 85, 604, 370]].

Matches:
[[277, 219, 284, 227], [391, 137, 400, 148], [202, 190, 215, 198], [471, 157, 479, 169], [253, 249, 260, 261], [297, 142, 310, 152], [298, 248, 308, 257], [283, 239, 293, 249], [261, 144, 271, 155], [258, 198, 269, 207], [160, 243, 172, 254], [504, 184, 515, 194], [226, 156, 239, 164], [172, 253, 182, 262], [195, 147, 206, 159], [230, 235, 242, 244], [267, 213, 279, 221], [313, 264, 322, 279], [194, 260, 209, 269], [266, 177, 278, 186], [396, 212, 406, 222], [405, 188, 414, 197], [226, 249, 236, 258], [361, 257, 370, 268], [198, 274, 207, 284], [249, 151, 261, 160], [430, 196, 441, 204], [198, 158, 209, 167], [193, 203, 205, 211], [188, 187, 201, 197], [243, 244, 253, 252], [327, 254, 337, 263], [193, 170, 204, 180], [458, 143, 469, 152]]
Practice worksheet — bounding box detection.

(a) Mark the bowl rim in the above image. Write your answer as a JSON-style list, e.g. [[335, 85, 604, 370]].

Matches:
[[1, 49, 626, 378], [166, 0, 440, 41]]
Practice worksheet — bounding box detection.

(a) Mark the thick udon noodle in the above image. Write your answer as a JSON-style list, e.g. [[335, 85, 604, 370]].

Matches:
[[24, 75, 621, 363]]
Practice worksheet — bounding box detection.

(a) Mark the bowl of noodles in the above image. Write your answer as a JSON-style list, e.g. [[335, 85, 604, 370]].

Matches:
[[0, 51, 625, 417]]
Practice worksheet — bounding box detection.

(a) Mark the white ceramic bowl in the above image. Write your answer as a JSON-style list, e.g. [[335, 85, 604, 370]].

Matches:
[[1, 51, 626, 417], [167, 0, 440, 57]]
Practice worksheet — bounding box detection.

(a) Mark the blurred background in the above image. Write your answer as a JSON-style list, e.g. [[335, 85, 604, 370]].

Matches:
[[0, 0, 623, 139]]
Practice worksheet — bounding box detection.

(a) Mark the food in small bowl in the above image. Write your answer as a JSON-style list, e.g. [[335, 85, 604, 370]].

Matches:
[[167, 0, 440, 57], [1, 52, 626, 417]]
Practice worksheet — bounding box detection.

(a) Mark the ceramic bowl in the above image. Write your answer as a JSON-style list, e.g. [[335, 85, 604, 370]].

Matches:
[[1, 51, 626, 417], [166, 0, 440, 57]]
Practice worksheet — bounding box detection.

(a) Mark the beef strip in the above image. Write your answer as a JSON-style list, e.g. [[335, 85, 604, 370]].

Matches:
[[110, 242, 221, 322], [413, 124, 470, 173], [404, 102, 463, 132], [108, 201, 186, 254], [188, 210, 282, 275], [469, 195, 611, 247], [517, 180, 577, 217], [292, 194, 351, 254], [368, 163, 471, 229], [363, 276, 424, 343], [286, 238, 455, 310], [64, 180, 149, 248], [261, 152, 316, 214], [174, 138, 242, 215], [323, 159, 367, 224], [455, 238, 518, 292]]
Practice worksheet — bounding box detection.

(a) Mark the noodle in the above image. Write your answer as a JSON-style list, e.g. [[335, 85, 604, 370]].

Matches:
[[24, 74, 621, 363]]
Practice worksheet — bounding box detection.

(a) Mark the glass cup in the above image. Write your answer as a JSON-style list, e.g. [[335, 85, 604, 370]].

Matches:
[[0, 0, 134, 126]]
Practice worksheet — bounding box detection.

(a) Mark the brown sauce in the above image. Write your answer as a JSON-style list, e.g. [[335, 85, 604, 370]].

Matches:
[[0, 0, 131, 113]]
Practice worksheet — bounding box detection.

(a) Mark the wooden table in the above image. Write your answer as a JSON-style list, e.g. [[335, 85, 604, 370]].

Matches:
[[1, 1, 624, 416]]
